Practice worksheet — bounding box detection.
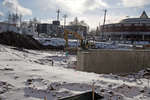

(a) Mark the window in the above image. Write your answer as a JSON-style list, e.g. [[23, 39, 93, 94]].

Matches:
[[124, 24, 131, 26]]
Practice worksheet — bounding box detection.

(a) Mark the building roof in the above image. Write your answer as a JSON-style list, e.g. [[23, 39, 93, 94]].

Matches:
[[140, 11, 148, 19], [120, 11, 150, 24]]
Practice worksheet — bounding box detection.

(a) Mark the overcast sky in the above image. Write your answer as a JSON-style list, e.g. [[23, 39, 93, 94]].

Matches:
[[0, 0, 150, 29]]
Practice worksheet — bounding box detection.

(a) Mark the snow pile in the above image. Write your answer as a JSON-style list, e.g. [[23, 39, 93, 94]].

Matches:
[[95, 42, 118, 49], [36, 37, 150, 50], [35, 38, 80, 47], [36, 38, 133, 49], [95, 41, 133, 49], [133, 41, 150, 45]]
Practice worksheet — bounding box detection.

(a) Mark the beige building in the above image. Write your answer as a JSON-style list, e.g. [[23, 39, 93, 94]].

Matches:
[[100, 11, 150, 41]]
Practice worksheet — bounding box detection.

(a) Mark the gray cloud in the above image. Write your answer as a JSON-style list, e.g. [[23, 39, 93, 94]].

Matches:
[[35, 0, 108, 15], [2, 0, 32, 16], [121, 0, 150, 7], [84, 0, 108, 9], [0, 11, 4, 16]]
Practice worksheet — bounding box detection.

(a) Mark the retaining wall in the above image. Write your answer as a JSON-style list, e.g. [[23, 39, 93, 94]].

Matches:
[[77, 49, 150, 74]]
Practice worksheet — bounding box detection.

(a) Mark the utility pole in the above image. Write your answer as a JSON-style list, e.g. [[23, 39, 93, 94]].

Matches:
[[56, 9, 60, 21], [20, 14, 22, 26], [103, 9, 107, 26], [63, 14, 67, 27], [102, 9, 107, 40]]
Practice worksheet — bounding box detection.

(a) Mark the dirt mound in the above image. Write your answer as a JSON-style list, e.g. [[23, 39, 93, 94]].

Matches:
[[0, 32, 64, 50], [0, 32, 44, 50], [45, 45, 64, 50]]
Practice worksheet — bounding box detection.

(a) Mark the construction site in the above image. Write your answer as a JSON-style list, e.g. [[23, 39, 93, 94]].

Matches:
[[1, 0, 150, 99], [75, 11, 150, 74]]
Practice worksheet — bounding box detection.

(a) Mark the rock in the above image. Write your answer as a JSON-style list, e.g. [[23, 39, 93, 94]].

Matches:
[[48, 85, 55, 91], [140, 90, 145, 93], [108, 84, 112, 88], [26, 79, 33, 85], [100, 89, 105, 92], [4, 68, 14, 71], [108, 91, 114, 95]]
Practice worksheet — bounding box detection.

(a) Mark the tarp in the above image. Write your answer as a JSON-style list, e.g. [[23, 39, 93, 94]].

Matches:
[[58, 91, 103, 100]]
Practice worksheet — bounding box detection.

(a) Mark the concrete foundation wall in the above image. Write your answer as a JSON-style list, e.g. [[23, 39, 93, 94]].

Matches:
[[77, 49, 150, 74]]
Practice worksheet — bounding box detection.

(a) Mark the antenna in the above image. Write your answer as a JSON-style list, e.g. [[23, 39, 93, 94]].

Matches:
[[56, 9, 60, 21]]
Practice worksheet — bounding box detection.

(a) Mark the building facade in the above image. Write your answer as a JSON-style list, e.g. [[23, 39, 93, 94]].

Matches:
[[100, 11, 150, 41], [37, 21, 63, 37], [64, 25, 88, 39], [0, 22, 18, 33], [21, 21, 38, 36], [37, 21, 88, 39]]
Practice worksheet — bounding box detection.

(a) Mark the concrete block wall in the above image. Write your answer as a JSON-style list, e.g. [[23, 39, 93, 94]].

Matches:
[[77, 49, 150, 74]]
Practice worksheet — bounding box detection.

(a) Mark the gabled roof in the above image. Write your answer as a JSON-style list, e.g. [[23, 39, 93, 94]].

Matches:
[[140, 11, 148, 19]]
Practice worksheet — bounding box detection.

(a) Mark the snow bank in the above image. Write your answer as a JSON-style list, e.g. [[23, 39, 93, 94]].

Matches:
[[35, 38, 80, 48]]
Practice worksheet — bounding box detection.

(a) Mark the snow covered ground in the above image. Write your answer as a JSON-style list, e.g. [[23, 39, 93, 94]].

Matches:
[[0, 44, 150, 100], [35, 38, 80, 47], [35, 37, 150, 49]]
